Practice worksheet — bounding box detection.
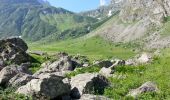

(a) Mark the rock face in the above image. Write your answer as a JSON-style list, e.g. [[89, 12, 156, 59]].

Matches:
[[0, 37, 29, 64], [120, 0, 170, 25], [16, 74, 71, 99], [70, 73, 109, 99], [128, 81, 159, 98]]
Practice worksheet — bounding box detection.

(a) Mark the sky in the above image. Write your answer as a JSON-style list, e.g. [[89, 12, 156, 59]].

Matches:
[[47, 0, 110, 13]]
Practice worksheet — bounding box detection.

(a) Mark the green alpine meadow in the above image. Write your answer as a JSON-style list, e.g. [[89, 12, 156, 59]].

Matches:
[[0, 0, 170, 100]]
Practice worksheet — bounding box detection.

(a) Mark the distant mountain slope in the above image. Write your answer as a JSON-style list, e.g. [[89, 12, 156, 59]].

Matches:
[[84, 0, 170, 49], [0, 0, 97, 41], [80, 0, 123, 20]]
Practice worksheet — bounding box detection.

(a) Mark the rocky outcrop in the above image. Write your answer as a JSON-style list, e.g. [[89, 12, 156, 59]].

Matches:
[[16, 74, 71, 99], [70, 73, 109, 99], [0, 38, 30, 64], [128, 81, 159, 98], [120, 0, 170, 25]]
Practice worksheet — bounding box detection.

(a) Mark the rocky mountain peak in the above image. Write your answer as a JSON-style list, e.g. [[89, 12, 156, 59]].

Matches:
[[119, 0, 170, 25]]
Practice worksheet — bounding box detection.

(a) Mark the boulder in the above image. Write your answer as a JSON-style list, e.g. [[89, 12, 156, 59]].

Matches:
[[70, 73, 109, 99], [16, 74, 71, 99], [80, 94, 111, 100], [8, 73, 35, 87], [0, 65, 19, 86], [99, 67, 113, 77], [0, 37, 28, 51], [34, 56, 77, 76], [128, 81, 159, 98], [93, 60, 113, 68], [0, 38, 30, 64]]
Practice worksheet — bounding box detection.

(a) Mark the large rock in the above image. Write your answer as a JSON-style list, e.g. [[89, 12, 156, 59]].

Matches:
[[16, 74, 71, 99], [0, 37, 28, 51], [8, 73, 35, 87], [0, 37, 30, 64], [34, 56, 78, 76], [0, 65, 19, 86], [128, 81, 159, 98], [80, 94, 111, 100], [70, 73, 109, 99]]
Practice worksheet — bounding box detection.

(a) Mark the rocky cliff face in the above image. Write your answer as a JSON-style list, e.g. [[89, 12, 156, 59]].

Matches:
[[120, 0, 170, 25]]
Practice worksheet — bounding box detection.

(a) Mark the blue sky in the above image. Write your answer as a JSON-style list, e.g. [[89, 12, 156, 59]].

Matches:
[[47, 0, 110, 13]]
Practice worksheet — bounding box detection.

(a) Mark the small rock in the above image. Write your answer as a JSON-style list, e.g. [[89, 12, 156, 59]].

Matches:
[[70, 73, 109, 99], [136, 53, 152, 64], [99, 67, 113, 77], [127, 81, 159, 98]]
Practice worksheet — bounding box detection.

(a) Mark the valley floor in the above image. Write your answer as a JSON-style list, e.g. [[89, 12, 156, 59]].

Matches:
[[28, 36, 170, 99]]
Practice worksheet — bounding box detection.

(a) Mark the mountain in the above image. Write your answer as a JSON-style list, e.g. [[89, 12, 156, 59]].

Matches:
[[83, 0, 170, 49], [0, 0, 97, 41], [38, 0, 50, 5], [80, 0, 124, 20]]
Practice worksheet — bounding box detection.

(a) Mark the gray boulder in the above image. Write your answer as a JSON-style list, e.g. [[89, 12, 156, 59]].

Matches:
[[70, 73, 109, 99], [34, 56, 77, 76], [8, 73, 35, 87], [80, 94, 111, 100], [0, 38, 30, 64], [127, 81, 159, 98], [16, 74, 71, 99], [0, 65, 19, 86], [0, 37, 28, 51]]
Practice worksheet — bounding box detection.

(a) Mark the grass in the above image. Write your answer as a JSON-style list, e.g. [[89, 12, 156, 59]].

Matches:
[[103, 49, 170, 99], [28, 36, 136, 61]]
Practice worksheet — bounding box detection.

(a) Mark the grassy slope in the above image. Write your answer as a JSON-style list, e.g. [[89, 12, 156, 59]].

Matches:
[[29, 36, 135, 61], [64, 48, 170, 99]]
